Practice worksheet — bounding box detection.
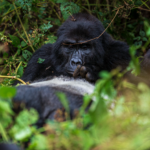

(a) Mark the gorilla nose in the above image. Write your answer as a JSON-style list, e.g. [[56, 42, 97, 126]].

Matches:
[[71, 58, 82, 66]]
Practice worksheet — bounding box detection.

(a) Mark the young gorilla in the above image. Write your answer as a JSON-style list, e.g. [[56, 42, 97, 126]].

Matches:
[[13, 13, 131, 123]]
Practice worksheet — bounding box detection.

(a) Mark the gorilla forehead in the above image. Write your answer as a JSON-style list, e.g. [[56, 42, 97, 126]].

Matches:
[[57, 13, 105, 40]]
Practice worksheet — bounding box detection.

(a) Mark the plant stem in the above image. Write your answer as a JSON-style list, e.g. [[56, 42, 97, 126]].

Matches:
[[13, 3, 35, 52], [0, 123, 8, 141], [0, 75, 26, 85]]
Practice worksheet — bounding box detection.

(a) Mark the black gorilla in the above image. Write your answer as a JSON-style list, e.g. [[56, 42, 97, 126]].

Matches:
[[19, 13, 130, 83], [13, 13, 131, 123], [13, 77, 94, 124]]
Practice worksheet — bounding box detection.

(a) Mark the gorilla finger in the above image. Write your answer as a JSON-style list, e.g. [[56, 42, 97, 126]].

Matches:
[[80, 66, 87, 78], [73, 65, 82, 78], [86, 73, 95, 82]]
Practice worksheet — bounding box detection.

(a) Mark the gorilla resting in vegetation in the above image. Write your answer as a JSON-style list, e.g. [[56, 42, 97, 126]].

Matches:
[[19, 13, 130, 82], [13, 13, 131, 123]]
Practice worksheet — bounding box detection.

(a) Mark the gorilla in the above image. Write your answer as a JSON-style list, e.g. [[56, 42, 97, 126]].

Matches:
[[13, 13, 131, 124], [19, 13, 130, 83]]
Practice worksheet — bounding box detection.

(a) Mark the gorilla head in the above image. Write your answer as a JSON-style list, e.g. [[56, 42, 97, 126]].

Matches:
[[56, 14, 102, 75], [18, 13, 130, 83]]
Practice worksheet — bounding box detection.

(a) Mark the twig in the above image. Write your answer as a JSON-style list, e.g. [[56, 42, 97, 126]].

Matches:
[[15, 62, 22, 74], [9, 19, 28, 44], [138, 7, 150, 12], [13, 3, 35, 52], [0, 75, 26, 85]]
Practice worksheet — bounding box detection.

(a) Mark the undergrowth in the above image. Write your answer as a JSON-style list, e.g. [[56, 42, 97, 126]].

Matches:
[[0, 0, 150, 149]]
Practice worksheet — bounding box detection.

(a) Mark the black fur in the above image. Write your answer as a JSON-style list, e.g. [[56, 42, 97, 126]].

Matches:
[[13, 85, 85, 125], [19, 13, 130, 83], [13, 13, 131, 123]]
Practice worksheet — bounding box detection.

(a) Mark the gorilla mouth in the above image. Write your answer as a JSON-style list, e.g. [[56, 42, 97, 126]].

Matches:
[[67, 70, 75, 75], [66, 67, 76, 75], [65, 65, 77, 75], [67, 71, 74, 75]]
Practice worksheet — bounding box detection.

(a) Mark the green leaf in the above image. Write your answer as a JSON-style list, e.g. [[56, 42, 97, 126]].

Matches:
[[11, 126, 32, 141], [129, 32, 135, 38], [55, 0, 68, 3], [0, 86, 16, 99], [99, 71, 110, 79], [9, 35, 20, 47], [98, 12, 104, 16], [135, 0, 142, 6], [144, 21, 150, 36], [16, 109, 38, 126], [45, 35, 57, 44], [56, 92, 70, 115], [17, 66, 24, 77], [28, 134, 48, 150], [139, 30, 145, 37], [21, 41, 27, 47], [134, 36, 141, 41], [37, 58, 45, 64], [40, 21, 53, 33], [127, 24, 134, 28], [22, 50, 32, 61], [142, 37, 147, 42], [3, 52, 8, 58], [147, 28, 150, 37], [60, 2, 80, 20], [0, 100, 13, 114]]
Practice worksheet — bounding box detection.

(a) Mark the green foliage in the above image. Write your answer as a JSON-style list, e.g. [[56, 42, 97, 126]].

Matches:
[[17, 66, 24, 77], [45, 35, 57, 44], [37, 58, 45, 63], [144, 21, 150, 36], [0, 86, 16, 99], [22, 50, 32, 61], [10, 109, 38, 141], [40, 21, 53, 33], [16, 0, 33, 13], [134, 30, 147, 46], [9, 35, 20, 47], [57, 92, 70, 116], [60, 2, 80, 20]]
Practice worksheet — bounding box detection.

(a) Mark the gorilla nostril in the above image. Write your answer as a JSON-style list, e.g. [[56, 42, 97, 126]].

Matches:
[[76, 62, 81, 66], [71, 59, 82, 66], [71, 61, 76, 66]]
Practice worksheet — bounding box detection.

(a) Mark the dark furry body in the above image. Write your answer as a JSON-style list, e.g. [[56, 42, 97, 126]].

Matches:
[[13, 13, 131, 124], [19, 13, 130, 83]]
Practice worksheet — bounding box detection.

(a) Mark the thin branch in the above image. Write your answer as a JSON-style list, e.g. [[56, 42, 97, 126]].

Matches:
[[0, 75, 26, 85], [138, 7, 150, 12], [13, 3, 35, 52]]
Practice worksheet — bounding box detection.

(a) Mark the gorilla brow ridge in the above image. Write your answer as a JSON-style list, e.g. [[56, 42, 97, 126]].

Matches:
[[63, 7, 122, 46]]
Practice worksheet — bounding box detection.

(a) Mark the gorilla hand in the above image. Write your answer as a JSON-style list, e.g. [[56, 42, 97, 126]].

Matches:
[[73, 65, 99, 82]]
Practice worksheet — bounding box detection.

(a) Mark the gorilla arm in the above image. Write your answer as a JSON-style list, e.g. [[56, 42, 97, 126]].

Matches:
[[21, 44, 53, 82]]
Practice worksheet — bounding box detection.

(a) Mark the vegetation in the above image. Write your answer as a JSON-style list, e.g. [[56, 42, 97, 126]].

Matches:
[[0, 0, 150, 149]]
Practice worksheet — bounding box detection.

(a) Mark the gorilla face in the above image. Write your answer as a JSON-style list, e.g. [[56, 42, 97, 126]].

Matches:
[[62, 42, 92, 75]]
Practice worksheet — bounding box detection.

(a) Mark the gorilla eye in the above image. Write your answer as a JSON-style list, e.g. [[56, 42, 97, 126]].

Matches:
[[82, 45, 88, 50], [68, 45, 74, 48]]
